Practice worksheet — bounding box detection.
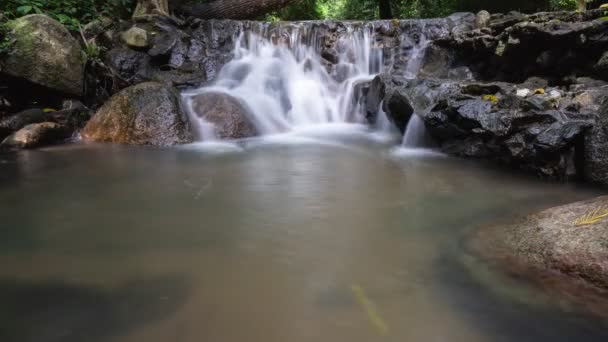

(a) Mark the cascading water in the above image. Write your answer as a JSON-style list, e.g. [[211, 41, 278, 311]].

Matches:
[[401, 22, 432, 149], [183, 20, 441, 142], [184, 23, 383, 140]]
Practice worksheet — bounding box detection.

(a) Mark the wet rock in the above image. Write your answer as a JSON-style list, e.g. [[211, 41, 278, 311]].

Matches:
[[82, 82, 193, 146], [121, 26, 150, 49], [1, 122, 69, 150], [189, 92, 257, 139], [370, 76, 598, 179], [366, 75, 413, 133], [0, 108, 47, 140], [595, 51, 608, 78], [3, 15, 84, 96]]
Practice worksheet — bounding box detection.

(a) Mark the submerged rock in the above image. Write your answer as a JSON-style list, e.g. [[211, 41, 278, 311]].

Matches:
[[1, 122, 69, 150], [2, 15, 84, 96], [189, 92, 257, 139], [82, 82, 193, 146]]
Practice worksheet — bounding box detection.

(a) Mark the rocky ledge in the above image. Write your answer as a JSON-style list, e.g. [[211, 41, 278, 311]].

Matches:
[[368, 9, 608, 185]]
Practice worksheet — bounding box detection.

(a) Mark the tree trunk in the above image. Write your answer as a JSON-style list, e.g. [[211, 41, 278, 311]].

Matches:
[[378, 0, 393, 19], [133, 0, 170, 17], [577, 0, 587, 11], [178, 0, 298, 19]]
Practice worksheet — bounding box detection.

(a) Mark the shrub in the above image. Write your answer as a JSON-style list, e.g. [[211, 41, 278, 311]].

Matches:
[[2, 0, 134, 31]]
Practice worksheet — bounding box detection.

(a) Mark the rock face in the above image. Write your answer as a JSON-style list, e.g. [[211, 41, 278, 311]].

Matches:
[[1, 122, 69, 150], [2, 15, 84, 96], [471, 196, 608, 292], [434, 9, 608, 83], [365, 75, 604, 179], [82, 82, 193, 146], [189, 92, 256, 139]]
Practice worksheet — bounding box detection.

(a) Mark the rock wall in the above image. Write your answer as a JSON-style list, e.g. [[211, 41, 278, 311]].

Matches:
[[367, 9, 608, 185]]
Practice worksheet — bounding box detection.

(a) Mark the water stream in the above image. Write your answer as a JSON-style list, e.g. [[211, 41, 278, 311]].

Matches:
[[0, 137, 606, 342]]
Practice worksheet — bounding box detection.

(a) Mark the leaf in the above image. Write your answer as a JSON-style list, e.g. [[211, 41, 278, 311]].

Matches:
[[16, 5, 33, 14]]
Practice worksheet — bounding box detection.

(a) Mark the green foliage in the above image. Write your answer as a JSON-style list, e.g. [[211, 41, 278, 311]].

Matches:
[[0, 20, 15, 56], [2, 0, 134, 31]]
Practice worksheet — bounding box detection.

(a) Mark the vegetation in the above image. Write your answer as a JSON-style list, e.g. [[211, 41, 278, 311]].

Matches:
[[2, 0, 134, 31], [267, 0, 604, 20], [0, 0, 604, 27]]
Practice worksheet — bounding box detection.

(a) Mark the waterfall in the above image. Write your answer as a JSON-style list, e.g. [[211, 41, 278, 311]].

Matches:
[[401, 22, 432, 149], [182, 19, 448, 141]]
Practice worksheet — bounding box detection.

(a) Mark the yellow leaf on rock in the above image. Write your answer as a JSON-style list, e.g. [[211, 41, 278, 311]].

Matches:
[[482, 94, 498, 103], [534, 88, 545, 95]]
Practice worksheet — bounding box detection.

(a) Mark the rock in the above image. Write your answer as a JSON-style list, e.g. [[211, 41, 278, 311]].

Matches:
[[81, 82, 193, 146], [0, 108, 47, 140], [1, 122, 69, 150], [516, 88, 531, 97], [595, 51, 608, 78], [3, 15, 84, 96], [584, 93, 608, 185], [189, 92, 257, 139], [366, 75, 413, 133], [475, 10, 491, 29], [121, 27, 150, 49], [82, 17, 113, 39], [372, 77, 597, 179], [473, 196, 608, 290]]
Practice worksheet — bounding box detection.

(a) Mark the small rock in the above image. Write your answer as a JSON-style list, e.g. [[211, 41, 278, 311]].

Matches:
[[1, 122, 68, 150], [516, 88, 531, 97], [121, 27, 150, 49], [549, 89, 562, 99], [475, 10, 491, 29]]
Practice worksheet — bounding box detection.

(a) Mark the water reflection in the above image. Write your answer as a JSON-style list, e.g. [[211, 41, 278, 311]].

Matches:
[[0, 137, 605, 342]]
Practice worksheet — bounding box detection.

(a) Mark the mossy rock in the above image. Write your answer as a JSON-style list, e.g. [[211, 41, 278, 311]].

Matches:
[[3, 14, 84, 96]]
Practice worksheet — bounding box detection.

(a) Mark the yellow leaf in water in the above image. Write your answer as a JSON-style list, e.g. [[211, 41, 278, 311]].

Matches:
[[42, 108, 57, 113]]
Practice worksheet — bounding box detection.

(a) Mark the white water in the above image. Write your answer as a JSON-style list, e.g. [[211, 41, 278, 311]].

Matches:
[[402, 115, 428, 148], [184, 22, 433, 143]]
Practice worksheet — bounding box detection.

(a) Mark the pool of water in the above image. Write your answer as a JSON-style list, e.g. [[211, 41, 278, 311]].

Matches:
[[0, 126, 606, 342]]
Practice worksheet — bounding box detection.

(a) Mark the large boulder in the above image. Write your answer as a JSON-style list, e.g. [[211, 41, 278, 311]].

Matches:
[[82, 82, 193, 146], [1, 122, 70, 150], [188, 92, 256, 139], [470, 197, 608, 307], [2, 15, 84, 96]]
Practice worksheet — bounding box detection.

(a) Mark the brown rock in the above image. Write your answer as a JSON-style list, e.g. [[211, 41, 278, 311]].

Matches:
[[189, 92, 256, 139], [82, 82, 193, 146], [1, 122, 69, 149]]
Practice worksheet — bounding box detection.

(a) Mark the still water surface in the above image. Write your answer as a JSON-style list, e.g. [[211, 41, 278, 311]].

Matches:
[[0, 127, 606, 342]]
